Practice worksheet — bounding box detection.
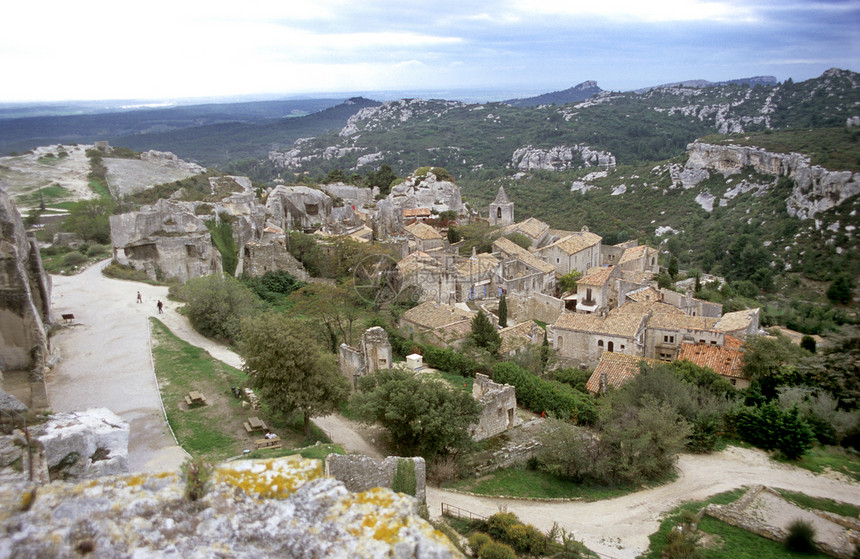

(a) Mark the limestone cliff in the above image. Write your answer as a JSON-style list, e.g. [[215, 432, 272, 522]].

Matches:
[[511, 145, 616, 171], [682, 142, 860, 219], [0, 456, 460, 558], [0, 187, 50, 407]]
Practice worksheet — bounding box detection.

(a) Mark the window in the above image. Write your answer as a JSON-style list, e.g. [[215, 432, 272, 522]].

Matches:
[[556, 258, 560, 264], [663, 335, 675, 344], [607, 341, 614, 352], [620, 345, 625, 350], [730, 379, 737, 386], [597, 340, 604, 348], [497, 207, 502, 219], [557, 336, 564, 350], [586, 288, 592, 301]]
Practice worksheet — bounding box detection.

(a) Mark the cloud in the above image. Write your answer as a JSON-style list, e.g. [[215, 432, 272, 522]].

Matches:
[[507, 0, 758, 23]]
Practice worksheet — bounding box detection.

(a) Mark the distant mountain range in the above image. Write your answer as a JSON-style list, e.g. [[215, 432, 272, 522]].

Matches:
[[504, 80, 604, 107], [634, 76, 778, 93]]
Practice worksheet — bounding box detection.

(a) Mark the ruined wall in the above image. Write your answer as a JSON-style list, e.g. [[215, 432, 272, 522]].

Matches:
[[242, 237, 310, 281], [0, 188, 50, 407], [509, 291, 563, 324], [470, 374, 520, 441], [338, 343, 364, 389], [361, 327, 392, 374], [325, 454, 426, 503]]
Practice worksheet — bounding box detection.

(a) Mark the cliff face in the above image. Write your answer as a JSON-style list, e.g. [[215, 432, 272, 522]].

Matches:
[[0, 187, 50, 407], [684, 142, 860, 219], [0, 456, 460, 558]]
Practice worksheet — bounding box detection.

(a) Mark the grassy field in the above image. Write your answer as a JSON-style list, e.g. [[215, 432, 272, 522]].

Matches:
[[150, 318, 333, 461], [443, 465, 671, 501], [778, 445, 860, 482]]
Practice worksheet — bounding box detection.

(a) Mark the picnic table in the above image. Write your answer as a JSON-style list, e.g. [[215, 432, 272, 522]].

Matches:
[[254, 435, 282, 450], [244, 416, 267, 433], [185, 391, 207, 407]]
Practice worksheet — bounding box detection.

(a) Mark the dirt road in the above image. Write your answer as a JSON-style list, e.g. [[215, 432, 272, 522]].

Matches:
[[48, 262, 860, 558]]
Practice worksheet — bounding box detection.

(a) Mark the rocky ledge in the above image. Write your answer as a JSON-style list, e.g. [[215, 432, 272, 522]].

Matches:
[[0, 455, 460, 558]]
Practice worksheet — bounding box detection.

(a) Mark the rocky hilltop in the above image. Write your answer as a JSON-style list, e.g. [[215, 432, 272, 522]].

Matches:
[[681, 142, 860, 219], [0, 455, 459, 558]]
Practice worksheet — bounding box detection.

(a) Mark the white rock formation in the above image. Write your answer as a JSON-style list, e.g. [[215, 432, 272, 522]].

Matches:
[[511, 145, 616, 171]]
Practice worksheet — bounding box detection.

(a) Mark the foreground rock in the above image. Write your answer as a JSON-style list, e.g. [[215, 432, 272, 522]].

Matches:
[[0, 456, 460, 558], [0, 187, 50, 408]]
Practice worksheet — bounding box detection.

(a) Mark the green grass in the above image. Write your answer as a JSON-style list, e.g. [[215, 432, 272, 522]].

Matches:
[[150, 318, 330, 461], [694, 515, 831, 559], [775, 489, 860, 518], [443, 466, 668, 501], [243, 443, 345, 461], [88, 177, 110, 198], [778, 445, 860, 482], [15, 184, 70, 206], [434, 370, 474, 392]]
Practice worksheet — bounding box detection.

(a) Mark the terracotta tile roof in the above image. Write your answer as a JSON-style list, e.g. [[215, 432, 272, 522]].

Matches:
[[402, 301, 474, 330], [724, 335, 744, 350], [578, 266, 614, 287], [397, 251, 439, 276], [455, 253, 500, 277], [616, 301, 684, 316], [646, 313, 720, 331], [402, 207, 432, 218], [405, 222, 442, 240], [502, 217, 550, 240], [586, 352, 660, 393], [626, 286, 663, 303], [678, 342, 746, 379], [493, 237, 556, 274], [617, 244, 653, 265], [499, 321, 542, 354], [539, 231, 602, 256], [554, 310, 647, 338], [715, 309, 759, 332]]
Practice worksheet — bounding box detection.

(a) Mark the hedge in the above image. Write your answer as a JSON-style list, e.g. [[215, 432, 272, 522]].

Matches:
[[492, 362, 597, 424]]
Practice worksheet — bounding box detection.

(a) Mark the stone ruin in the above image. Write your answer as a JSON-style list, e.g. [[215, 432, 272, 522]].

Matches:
[[0, 187, 50, 408], [338, 327, 393, 389], [0, 454, 456, 557], [325, 454, 426, 503], [469, 373, 521, 441]]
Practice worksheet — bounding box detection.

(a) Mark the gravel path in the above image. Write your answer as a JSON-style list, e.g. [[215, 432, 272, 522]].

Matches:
[[47, 262, 860, 558]]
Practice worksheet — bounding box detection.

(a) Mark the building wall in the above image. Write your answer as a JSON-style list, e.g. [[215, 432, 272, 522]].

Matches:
[[325, 455, 426, 503], [508, 291, 564, 324], [537, 244, 601, 276], [489, 202, 514, 226], [554, 329, 639, 368], [469, 374, 520, 441]]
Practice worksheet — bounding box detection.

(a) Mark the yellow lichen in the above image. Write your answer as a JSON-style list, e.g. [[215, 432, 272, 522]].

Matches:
[[213, 457, 323, 500]]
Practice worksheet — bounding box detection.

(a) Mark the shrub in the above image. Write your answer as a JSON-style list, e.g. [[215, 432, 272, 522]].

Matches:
[[62, 252, 87, 267], [180, 274, 259, 344], [492, 362, 597, 424], [477, 541, 517, 559], [485, 512, 518, 542], [391, 458, 417, 496], [468, 532, 492, 557], [181, 456, 212, 501], [785, 519, 817, 553], [86, 244, 109, 258]]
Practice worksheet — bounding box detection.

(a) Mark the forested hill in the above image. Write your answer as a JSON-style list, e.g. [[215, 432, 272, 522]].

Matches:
[[265, 69, 859, 179], [0, 97, 352, 157], [113, 98, 381, 166], [504, 80, 603, 107]]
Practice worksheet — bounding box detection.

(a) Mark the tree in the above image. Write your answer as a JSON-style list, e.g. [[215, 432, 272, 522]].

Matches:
[[180, 274, 259, 344], [446, 226, 461, 244], [742, 334, 807, 401], [498, 293, 508, 328], [364, 163, 398, 196], [558, 270, 581, 294], [351, 368, 480, 458], [827, 273, 854, 305], [668, 255, 679, 280], [471, 310, 501, 353], [239, 312, 350, 438], [62, 198, 115, 244], [777, 406, 815, 460]]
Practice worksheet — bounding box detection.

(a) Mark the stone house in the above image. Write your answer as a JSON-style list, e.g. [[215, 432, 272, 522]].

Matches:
[[641, 311, 723, 361], [678, 337, 749, 388], [534, 228, 602, 276], [585, 352, 659, 394], [498, 321, 545, 356], [338, 327, 393, 389], [601, 240, 637, 266], [572, 266, 617, 314], [404, 222, 444, 252], [396, 251, 457, 305], [455, 253, 502, 302], [488, 186, 515, 226], [500, 217, 551, 249], [551, 309, 648, 368], [659, 288, 723, 318], [615, 244, 660, 274], [400, 301, 475, 347], [469, 374, 521, 441], [492, 237, 557, 296]]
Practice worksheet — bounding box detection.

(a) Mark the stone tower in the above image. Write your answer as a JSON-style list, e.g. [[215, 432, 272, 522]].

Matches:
[[488, 186, 514, 226]]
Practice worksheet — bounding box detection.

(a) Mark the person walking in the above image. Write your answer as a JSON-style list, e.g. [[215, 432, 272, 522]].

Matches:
[[136, 291, 142, 303], [157, 300, 163, 314]]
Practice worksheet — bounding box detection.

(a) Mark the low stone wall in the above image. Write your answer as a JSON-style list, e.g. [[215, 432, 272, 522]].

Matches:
[[325, 454, 426, 503], [509, 291, 563, 325]]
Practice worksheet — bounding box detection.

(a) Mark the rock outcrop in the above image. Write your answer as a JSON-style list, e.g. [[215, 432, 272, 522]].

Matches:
[[511, 145, 616, 171], [0, 187, 50, 408], [266, 186, 334, 231], [110, 199, 222, 283], [373, 172, 464, 240], [0, 456, 459, 558], [682, 142, 860, 219], [103, 150, 206, 198]]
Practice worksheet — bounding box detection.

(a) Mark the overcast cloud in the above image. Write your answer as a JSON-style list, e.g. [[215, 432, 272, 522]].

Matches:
[[1, 0, 857, 102]]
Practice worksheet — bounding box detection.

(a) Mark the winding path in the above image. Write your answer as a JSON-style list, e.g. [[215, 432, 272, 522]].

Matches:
[[48, 261, 860, 558]]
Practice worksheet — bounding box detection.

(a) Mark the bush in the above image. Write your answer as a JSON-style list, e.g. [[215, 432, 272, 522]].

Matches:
[[785, 519, 817, 553], [493, 362, 597, 424], [86, 244, 109, 258], [468, 532, 492, 557], [180, 274, 259, 344], [62, 252, 87, 267], [477, 541, 517, 559]]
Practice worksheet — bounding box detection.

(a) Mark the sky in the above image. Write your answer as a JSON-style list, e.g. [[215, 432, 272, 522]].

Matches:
[[1, 0, 858, 103]]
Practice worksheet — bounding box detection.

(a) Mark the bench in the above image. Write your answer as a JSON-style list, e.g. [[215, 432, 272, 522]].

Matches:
[[185, 391, 207, 407], [61, 313, 75, 323], [254, 436, 282, 450]]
